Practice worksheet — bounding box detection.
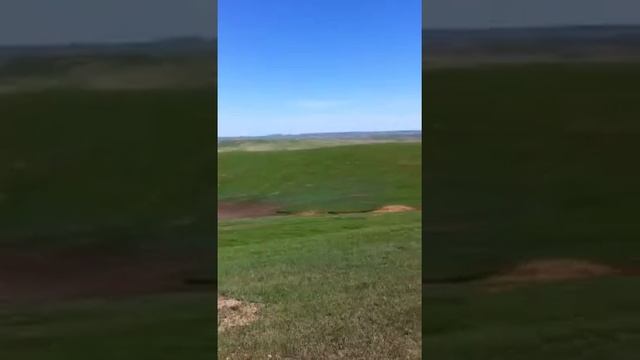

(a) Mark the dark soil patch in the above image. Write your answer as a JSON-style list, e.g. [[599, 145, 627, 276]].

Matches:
[[423, 272, 494, 285], [0, 248, 213, 304], [218, 201, 280, 220]]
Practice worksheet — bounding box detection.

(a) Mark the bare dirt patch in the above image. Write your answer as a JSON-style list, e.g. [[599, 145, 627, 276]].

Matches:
[[218, 201, 280, 220], [483, 258, 619, 291], [296, 210, 323, 217], [218, 296, 261, 332], [373, 205, 417, 213], [0, 249, 212, 304]]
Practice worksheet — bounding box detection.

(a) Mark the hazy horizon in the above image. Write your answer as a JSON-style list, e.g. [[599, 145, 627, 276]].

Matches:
[[3, 22, 640, 47], [0, 0, 215, 46], [218, 129, 422, 138], [0, 36, 216, 48], [423, 23, 640, 31]]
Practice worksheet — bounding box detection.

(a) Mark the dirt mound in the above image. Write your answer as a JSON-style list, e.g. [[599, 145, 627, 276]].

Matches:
[[296, 210, 323, 216], [218, 201, 280, 220], [218, 296, 261, 332], [485, 259, 618, 288], [373, 205, 417, 213]]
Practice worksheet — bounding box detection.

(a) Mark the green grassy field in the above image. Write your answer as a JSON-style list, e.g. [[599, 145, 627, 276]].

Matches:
[[1, 89, 216, 243], [0, 54, 215, 93], [219, 142, 421, 212], [218, 138, 419, 153], [1, 88, 217, 358], [218, 143, 422, 359], [7, 56, 639, 359], [423, 63, 640, 358], [0, 294, 216, 360], [219, 213, 422, 359]]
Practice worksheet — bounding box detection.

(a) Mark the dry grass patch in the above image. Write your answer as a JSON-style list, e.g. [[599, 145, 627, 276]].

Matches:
[[296, 210, 324, 216], [373, 205, 417, 214], [217, 296, 261, 332]]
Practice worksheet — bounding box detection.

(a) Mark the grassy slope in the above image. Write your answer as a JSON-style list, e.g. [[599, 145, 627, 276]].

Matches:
[[0, 55, 215, 92], [218, 142, 421, 212], [1, 89, 216, 246], [424, 63, 640, 358], [219, 213, 421, 359], [0, 294, 216, 360], [0, 89, 217, 359], [218, 144, 422, 358], [218, 138, 419, 152]]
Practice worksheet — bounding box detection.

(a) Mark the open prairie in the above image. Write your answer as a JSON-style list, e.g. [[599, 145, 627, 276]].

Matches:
[[423, 63, 640, 358], [217, 142, 422, 359], [0, 46, 218, 358]]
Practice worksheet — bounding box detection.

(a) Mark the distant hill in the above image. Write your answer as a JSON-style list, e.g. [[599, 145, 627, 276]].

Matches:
[[0, 37, 216, 92], [424, 25, 640, 67], [0, 36, 216, 61], [219, 131, 422, 142]]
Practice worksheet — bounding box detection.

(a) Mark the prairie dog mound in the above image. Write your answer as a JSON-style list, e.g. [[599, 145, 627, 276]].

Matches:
[[218, 296, 261, 332], [486, 258, 618, 285], [373, 205, 417, 213]]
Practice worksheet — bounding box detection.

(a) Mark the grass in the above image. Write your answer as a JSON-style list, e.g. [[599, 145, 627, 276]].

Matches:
[[0, 88, 216, 246], [423, 63, 640, 357], [218, 212, 422, 359], [0, 294, 216, 360], [8, 57, 638, 359], [424, 278, 640, 359], [218, 141, 422, 358], [218, 138, 419, 153], [218, 142, 421, 212], [1, 87, 217, 359]]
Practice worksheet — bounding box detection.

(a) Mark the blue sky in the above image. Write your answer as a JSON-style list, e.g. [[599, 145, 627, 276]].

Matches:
[[218, 0, 421, 137]]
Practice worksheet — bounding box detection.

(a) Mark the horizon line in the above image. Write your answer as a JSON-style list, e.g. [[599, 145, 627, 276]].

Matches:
[[218, 129, 422, 139], [423, 22, 640, 31], [0, 35, 217, 48]]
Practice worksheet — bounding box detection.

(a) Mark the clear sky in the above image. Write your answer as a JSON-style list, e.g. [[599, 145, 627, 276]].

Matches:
[[425, 0, 640, 29], [0, 0, 215, 45], [218, 0, 421, 137]]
